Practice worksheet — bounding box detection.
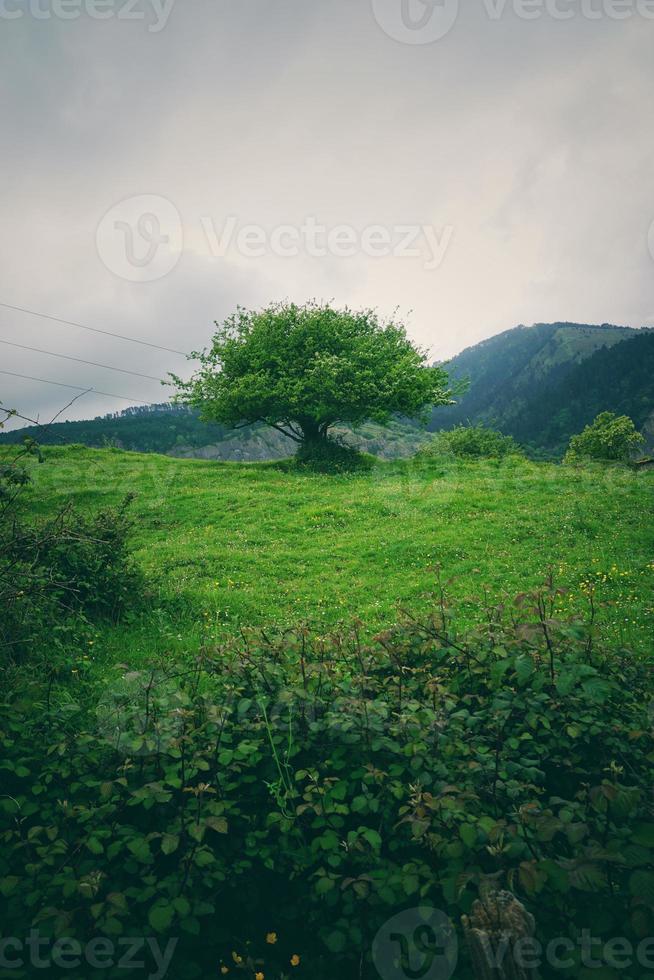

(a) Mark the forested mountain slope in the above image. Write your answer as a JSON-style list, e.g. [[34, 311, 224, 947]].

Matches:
[[430, 322, 653, 453], [511, 329, 654, 453]]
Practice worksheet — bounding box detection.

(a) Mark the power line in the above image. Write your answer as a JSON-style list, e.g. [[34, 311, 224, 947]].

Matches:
[[0, 301, 190, 357], [0, 339, 168, 383], [0, 369, 158, 406]]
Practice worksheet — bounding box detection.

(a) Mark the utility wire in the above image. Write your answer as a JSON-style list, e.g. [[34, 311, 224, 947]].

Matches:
[[0, 369, 158, 406], [0, 301, 190, 357], [0, 339, 168, 383]]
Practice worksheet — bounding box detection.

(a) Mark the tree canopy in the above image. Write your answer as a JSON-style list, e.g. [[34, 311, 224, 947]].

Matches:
[[173, 302, 451, 451]]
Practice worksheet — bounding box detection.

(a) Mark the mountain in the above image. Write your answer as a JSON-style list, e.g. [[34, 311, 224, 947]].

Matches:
[[510, 329, 654, 454], [431, 322, 653, 454]]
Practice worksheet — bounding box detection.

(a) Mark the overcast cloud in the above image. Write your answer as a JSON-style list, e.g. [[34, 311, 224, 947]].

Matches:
[[1, 0, 653, 429]]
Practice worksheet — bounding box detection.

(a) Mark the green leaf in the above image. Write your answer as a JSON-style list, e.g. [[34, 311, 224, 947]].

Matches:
[[194, 848, 215, 867], [205, 816, 228, 835], [107, 893, 128, 912], [555, 670, 577, 695], [540, 860, 570, 893], [514, 656, 534, 686], [148, 902, 174, 933], [173, 896, 191, 917], [361, 828, 382, 851], [127, 838, 151, 862], [161, 834, 179, 855], [402, 874, 420, 896], [581, 677, 612, 702], [570, 862, 607, 892]]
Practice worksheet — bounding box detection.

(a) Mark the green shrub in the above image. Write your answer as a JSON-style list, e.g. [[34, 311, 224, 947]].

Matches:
[[0, 453, 144, 662], [421, 425, 523, 459], [37, 493, 143, 621], [1, 581, 651, 979], [564, 411, 645, 463]]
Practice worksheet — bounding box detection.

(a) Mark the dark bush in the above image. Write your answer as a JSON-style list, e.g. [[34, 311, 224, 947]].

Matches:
[[0, 581, 651, 979], [35, 493, 143, 621], [292, 435, 373, 473], [0, 451, 144, 662]]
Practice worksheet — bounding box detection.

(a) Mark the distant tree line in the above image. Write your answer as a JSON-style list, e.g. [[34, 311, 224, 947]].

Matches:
[[430, 326, 653, 457], [0, 403, 238, 454]]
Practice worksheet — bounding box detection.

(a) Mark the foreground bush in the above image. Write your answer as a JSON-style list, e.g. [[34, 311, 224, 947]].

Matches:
[[0, 441, 144, 662], [421, 425, 523, 459], [1, 581, 652, 978]]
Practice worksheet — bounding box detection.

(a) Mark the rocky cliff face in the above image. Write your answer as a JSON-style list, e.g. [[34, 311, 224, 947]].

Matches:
[[167, 423, 431, 462], [169, 430, 293, 462]]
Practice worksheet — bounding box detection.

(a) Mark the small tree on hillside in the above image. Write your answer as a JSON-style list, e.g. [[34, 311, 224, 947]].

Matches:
[[564, 411, 644, 463], [173, 302, 451, 457], [424, 425, 523, 459]]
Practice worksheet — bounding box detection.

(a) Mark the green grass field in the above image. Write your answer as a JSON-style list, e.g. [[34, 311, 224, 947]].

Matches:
[[12, 444, 654, 668], [3, 442, 654, 977]]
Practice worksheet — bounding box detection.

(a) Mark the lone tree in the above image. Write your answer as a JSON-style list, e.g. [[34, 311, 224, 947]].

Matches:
[[173, 302, 451, 456]]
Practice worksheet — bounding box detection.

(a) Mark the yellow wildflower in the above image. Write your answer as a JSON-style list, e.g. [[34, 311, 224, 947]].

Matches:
[[266, 932, 277, 945], [231, 953, 242, 965], [290, 954, 300, 967], [255, 974, 265, 980]]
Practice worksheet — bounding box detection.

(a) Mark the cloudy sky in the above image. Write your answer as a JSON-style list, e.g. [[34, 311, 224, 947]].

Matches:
[[1, 0, 654, 429]]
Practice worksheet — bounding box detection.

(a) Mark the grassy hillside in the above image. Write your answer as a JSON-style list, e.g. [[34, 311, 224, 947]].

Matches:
[[12, 444, 654, 663], [4, 444, 654, 978]]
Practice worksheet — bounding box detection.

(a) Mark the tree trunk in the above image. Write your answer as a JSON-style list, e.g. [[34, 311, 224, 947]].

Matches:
[[298, 420, 329, 451]]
